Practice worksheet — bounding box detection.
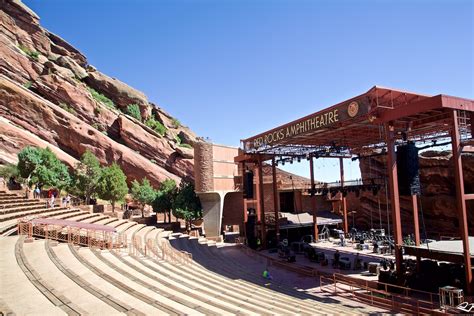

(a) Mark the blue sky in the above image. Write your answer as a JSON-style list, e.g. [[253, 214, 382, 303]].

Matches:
[[24, 0, 473, 181]]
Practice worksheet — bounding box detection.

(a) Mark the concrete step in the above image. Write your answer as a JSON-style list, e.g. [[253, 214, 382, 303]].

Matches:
[[99, 250, 239, 315], [23, 239, 119, 314], [71, 245, 193, 315], [125, 244, 312, 315], [14, 236, 87, 315], [0, 236, 65, 315], [52, 243, 167, 315], [0, 209, 81, 236], [0, 207, 71, 222], [172, 236, 354, 314]]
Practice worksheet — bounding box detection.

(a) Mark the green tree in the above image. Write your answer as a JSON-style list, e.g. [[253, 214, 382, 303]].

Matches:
[[70, 150, 102, 204], [126, 104, 142, 121], [97, 163, 128, 212], [152, 179, 176, 223], [173, 181, 202, 231], [131, 178, 156, 217], [17, 146, 71, 191]]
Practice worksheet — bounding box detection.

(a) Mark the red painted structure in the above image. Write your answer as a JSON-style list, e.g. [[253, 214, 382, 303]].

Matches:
[[235, 86, 474, 294]]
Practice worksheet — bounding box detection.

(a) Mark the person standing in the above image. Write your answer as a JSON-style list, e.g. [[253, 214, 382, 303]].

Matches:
[[65, 194, 71, 208]]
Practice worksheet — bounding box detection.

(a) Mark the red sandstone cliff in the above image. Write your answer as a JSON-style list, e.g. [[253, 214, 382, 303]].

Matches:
[[0, 0, 196, 186], [356, 151, 474, 237]]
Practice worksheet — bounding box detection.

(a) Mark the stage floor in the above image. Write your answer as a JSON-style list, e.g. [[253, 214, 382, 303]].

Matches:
[[410, 236, 474, 256]]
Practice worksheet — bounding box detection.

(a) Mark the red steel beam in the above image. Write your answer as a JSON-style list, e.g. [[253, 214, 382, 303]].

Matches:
[[310, 157, 318, 240], [452, 110, 473, 295], [271, 158, 280, 241], [257, 156, 266, 248], [339, 157, 348, 234], [384, 122, 403, 274], [376, 95, 473, 125], [411, 195, 420, 246]]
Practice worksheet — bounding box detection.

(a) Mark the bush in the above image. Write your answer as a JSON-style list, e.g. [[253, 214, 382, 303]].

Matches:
[[87, 87, 115, 109], [126, 104, 142, 121], [94, 107, 102, 116], [23, 81, 32, 89], [174, 134, 193, 148], [171, 118, 181, 128], [19, 45, 39, 61], [145, 117, 167, 136], [59, 102, 77, 115]]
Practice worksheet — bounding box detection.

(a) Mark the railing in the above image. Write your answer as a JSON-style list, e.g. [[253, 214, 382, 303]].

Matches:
[[17, 221, 126, 250], [321, 274, 440, 314], [127, 232, 192, 265], [238, 243, 440, 314]]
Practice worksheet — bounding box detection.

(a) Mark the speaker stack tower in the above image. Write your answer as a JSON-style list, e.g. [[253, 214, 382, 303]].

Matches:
[[396, 142, 421, 196]]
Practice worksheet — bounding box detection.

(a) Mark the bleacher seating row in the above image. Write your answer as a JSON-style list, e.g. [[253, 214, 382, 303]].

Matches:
[[0, 190, 381, 315]]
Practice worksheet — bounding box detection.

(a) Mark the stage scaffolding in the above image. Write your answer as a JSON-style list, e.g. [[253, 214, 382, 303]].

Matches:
[[236, 85, 474, 294]]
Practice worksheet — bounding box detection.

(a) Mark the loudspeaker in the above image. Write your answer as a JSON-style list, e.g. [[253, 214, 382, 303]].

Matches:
[[243, 171, 254, 199], [246, 213, 257, 249], [396, 142, 421, 196]]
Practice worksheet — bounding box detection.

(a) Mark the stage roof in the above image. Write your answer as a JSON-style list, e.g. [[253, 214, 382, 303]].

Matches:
[[240, 86, 473, 157]]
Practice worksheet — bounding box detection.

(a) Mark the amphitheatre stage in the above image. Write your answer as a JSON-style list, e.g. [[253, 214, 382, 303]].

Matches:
[[211, 85, 473, 313]]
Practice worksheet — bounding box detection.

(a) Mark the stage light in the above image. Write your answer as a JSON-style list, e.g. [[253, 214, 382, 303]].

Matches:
[[297, 157, 301, 163], [282, 161, 285, 166]]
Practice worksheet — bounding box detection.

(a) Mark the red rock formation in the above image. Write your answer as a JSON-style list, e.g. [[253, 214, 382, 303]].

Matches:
[[357, 151, 474, 237], [0, 0, 197, 188]]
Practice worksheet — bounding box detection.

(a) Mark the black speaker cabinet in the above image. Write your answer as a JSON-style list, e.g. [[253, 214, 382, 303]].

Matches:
[[396, 142, 421, 196], [244, 171, 254, 199]]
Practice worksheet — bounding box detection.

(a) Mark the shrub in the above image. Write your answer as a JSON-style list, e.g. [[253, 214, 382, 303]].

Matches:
[[179, 143, 193, 149], [91, 123, 100, 130], [23, 81, 32, 89], [94, 107, 102, 116], [145, 117, 167, 136], [19, 45, 39, 61], [174, 134, 193, 148], [59, 102, 77, 115], [171, 118, 181, 128], [87, 87, 115, 109], [126, 104, 142, 121]]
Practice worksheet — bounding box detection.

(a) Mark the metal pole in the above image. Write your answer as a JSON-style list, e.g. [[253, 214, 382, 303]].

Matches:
[[258, 156, 266, 248], [271, 158, 280, 241], [411, 195, 420, 246], [242, 162, 247, 243], [384, 122, 403, 273], [451, 110, 473, 295], [339, 157, 348, 233], [310, 156, 319, 240]]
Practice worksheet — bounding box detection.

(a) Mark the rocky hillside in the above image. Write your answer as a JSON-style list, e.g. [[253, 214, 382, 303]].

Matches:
[[356, 150, 474, 237], [0, 0, 196, 187]]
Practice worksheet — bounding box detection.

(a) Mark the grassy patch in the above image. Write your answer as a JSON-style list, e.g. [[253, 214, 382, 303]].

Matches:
[[59, 102, 77, 115], [171, 118, 181, 128], [145, 117, 167, 136], [23, 81, 32, 89], [19, 45, 39, 61], [126, 103, 142, 121], [174, 133, 192, 148], [179, 143, 193, 149], [87, 87, 115, 109]]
